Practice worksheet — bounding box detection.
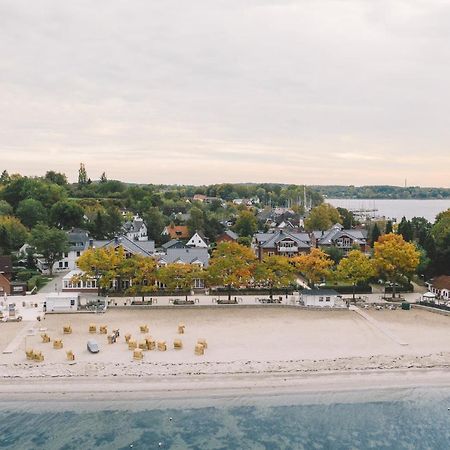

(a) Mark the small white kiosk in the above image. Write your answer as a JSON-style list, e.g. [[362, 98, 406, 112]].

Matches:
[[44, 292, 80, 313]]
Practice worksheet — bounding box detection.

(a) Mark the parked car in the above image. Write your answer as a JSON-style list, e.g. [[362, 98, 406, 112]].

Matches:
[[87, 340, 100, 353]]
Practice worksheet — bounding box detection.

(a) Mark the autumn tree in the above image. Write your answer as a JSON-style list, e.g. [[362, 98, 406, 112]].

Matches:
[[207, 242, 257, 299], [121, 255, 158, 298], [76, 246, 127, 293], [254, 255, 296, 299], [373, 233, 420, 298], [304, 204, 341, 231], [0, 216, 29, 253], [336, 250, 376, 300], [157, 263, 203, 298], [292, 248, 333, 287], [30, 224, 69, 276]]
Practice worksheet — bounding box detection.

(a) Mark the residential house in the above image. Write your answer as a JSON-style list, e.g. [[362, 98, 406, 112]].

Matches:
[[216, 230, 239, 244], [162, 224, 190, 240], [301, 289, 344, 308], [186, 231, 209, 248], [313, 224, 368, 254], [122, 215, 148, 241], [0, 255, 27, 296], [161, 240, 186, 251], [253, 230, 311, 260], [426, 276, 450, 301]]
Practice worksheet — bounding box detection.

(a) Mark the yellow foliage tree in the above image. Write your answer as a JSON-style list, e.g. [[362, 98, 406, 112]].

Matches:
[[336, 250, 375, 300], [373, 233, 420, 298], [157, 263, 203, 297], [254, 255, 296, 299], [292, 248, 333, 287], [76, 246, 127, 293], [207, 242, 257, 299], [121, 255, 158, 298]]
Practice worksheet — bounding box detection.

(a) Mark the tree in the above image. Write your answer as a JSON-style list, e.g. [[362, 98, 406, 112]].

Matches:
[[323, 246, 345, 264], [30, 224, 69, 276], [207, 242, 257, 299], [305, 204, 341, 231], [370, 223, 381, 247], [385, 220, 393, 234], [373, 233, 420, 298], [0, 170, 10, 184], [336, 250, 375, 300], [100, 172, 107, 183], [78, 163, 87, 186], [254, 255, 296, 299], [121, 255, 158, 298], [50, 200, 85, 229], [292, 248, 333, 287], [142, 207, 166, 244], [397, 217, 413, 242], [187, 206, 205, 234], [0, 216, 29, 253], [157, 264, 201, 296], [76, 246, 127, 293], [0, 200, 13, 216], [337, 207, 355, 229], [431, 209, 450, 274], [44, 171, 67, 186], [234, 210, 258, 237], [16, 198, 47, 228]]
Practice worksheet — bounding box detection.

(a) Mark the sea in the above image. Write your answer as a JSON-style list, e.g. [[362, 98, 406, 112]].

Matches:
[[326, 198, 450, 223], [1, 387, 450, 449]]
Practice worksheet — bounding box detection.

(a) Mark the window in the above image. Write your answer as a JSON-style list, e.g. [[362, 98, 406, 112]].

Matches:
[[64, 262, 68, 268], [70, 299, 75, 306], [326, 297, 331, 302], [76, 251, 81, 257], [59, 262, 63, 268], [319, 297, 324, 302]]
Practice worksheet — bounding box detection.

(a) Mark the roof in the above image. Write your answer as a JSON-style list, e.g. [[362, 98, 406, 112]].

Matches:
[[158, 248, 210, 267], [430, 275, 450, 290], [302, 289, 339, 296], [0, 255, 12, 274], [255, 230, 311, 249], [67, 229, 90, 251], [161, 239, 186, 250], [316, 226, 367, 246], [122, 217, 146, 234], [94, 235, 155, 256], [222, 230, 238, 240], [163, 225, 190, 239]]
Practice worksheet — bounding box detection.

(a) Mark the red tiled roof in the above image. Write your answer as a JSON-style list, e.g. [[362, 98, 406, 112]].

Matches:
[[431, 275, 450, 290]]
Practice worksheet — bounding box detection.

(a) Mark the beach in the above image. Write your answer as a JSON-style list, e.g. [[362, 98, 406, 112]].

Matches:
[[1, 307, 450, 400]]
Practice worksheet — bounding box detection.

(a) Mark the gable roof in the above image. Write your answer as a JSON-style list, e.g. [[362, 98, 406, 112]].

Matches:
[[122, 217, 146, 234], [255, 230, 311, 249], [430, 275, 450, 290], [94, 235, 155, 256], [163, 225, 190, 239], [158, 247, 210, 267], [317, 227, 367, 246], [161, 239, 186, 250]]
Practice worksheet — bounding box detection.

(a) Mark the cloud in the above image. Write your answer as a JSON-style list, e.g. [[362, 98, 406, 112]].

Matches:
[[0, 0, 449, 187]]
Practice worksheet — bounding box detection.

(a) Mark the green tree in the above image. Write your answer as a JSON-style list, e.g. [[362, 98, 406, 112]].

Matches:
[[44, 171, 67, 186], [336, 250, 375, 300], [370, 223, 381, 247], [373, 233, 420, 298], [0, 216, 29, 253], [385, 220, 393, 234], [337, 207, 355, 229], [397, 217, 413, 242], [431, 209, 450, 274], [100, 172, 108, 183], [30, 224, 69, 276], [142, 207, 166, 244], [187, 206, 205, 234], [78, 163, 87, 186], [324, 246, 345, 264], [0, 200, 13, 216], [234, 210, 258, 237], [0, 170, 10, 184], [254, 255, 296, 299], [305, 204, 341, 231], [16, 198, 47, 228], [50, 200, 85, 229]]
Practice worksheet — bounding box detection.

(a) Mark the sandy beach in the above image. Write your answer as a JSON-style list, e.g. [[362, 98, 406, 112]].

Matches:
[[1, 307, 450, 400]]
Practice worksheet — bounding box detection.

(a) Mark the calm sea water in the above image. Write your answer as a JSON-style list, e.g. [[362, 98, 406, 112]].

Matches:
[[326, 198, 450, 222], [1, 388, 450, 449]]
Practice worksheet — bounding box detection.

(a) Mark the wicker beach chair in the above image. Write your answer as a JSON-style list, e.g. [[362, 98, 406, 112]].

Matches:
[[157, 341, 167, 351], [173, 339, 183, 350], [53, 339, 63, 349]]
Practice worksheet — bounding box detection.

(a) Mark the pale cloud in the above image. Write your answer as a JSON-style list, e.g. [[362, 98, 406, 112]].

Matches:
[[0, 0, 449, 187]]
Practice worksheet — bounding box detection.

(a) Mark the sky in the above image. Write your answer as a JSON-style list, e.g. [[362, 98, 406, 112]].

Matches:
[[1, 0, 449, 187]]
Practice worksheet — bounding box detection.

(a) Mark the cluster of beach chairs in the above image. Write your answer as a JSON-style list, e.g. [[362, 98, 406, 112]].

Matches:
[[122, 322, 208, 360]]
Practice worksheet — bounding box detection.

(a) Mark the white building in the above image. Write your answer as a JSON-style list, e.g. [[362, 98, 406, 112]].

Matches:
[[186, 231, 209, 248], [44, 292, 80, 313], [62, 270, 98, 292], [301, 289, 343, 307], [122, 215, 148, 241]]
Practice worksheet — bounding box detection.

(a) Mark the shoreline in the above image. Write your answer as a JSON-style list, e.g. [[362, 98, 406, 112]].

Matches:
[[2, 367, 450, 407]]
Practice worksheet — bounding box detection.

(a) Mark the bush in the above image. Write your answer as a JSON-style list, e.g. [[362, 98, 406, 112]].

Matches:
[[16, 270, 40, 282]]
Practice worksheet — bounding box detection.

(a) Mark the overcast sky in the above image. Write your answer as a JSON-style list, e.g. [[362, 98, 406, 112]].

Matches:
[[1, 0, 449, 186]]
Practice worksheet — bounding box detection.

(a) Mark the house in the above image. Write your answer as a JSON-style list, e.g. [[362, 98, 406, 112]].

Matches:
[[93, 235, 155, 257], [44, 292, 81, 312], [186, 231, 209, 248], [62, 269, 98, 292], [122, 215, 148, 241], [157, 247, 210, 268], [426, 276, 450, 301], [253, 230, 311, 260], [313, 224, 368, 254], [301, 289, 343, 307], [162, 224, 190, 240], [0, 255, 27, 296], [35, 228, 90, 274], [193, 194, 207, 202], [216, 230, 239, 243]]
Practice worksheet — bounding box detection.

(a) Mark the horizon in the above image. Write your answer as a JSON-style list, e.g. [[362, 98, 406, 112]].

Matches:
[[2, 1, 450, 187]]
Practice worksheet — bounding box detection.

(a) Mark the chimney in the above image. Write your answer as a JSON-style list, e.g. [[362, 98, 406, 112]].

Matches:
[[89, 238, 94, 248], [114, 235, 119, 244]]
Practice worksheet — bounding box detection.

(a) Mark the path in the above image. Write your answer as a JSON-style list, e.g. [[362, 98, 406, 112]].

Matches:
[[350, 305, 408, 346]]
